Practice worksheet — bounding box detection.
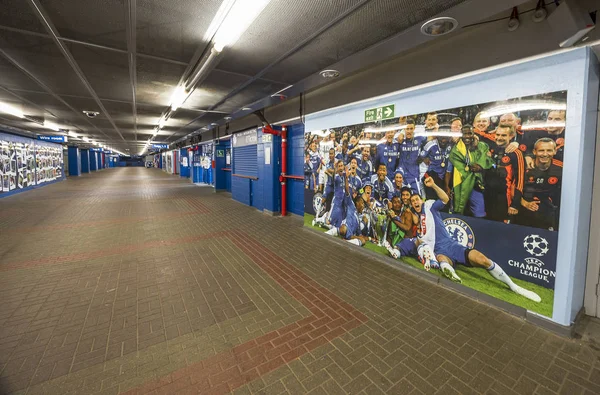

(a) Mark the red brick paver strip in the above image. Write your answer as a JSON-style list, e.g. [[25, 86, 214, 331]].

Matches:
[[122, 229, 367, 395]]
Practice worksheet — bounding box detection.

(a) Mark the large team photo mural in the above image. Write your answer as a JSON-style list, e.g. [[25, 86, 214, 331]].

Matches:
[[0, 135, 64, 194], [304, 91, 567, 318]]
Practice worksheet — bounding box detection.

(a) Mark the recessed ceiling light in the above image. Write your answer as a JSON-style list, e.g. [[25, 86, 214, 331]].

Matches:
[[320, 69, 340, 79], [420, 17, 458, 36]]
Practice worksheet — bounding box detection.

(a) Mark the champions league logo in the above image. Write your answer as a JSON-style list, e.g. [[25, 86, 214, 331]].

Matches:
[[443, 218, 475, 248], [523, 234, 549, 257], [507, 235, 555, 284]]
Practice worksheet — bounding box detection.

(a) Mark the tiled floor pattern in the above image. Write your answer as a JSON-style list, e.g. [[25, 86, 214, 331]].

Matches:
[[1, 168, 599, 395]]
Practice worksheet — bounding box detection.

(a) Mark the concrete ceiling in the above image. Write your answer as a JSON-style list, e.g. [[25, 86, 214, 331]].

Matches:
[[0, 0, 597, 154]]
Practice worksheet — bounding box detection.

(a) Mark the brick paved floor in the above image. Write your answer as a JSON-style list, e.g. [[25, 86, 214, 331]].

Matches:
[[1, 168, 599, 395]]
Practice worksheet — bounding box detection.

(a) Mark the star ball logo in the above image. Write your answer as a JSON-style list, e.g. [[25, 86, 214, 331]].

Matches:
[[443, 218, 475, 248], [523, 234, 549, 257]]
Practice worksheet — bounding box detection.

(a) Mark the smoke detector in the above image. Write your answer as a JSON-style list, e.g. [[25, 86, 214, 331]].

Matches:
[[320, 69, 340, 78], [83, 110, 100, 118], [420, 17, 458, 36]]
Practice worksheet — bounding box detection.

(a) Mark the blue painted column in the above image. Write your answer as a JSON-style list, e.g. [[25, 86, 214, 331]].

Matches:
[[67, 146, 81, 176], [90, 151, 98, 171], [96, 152, 102, 170], [81, 149, 90, 173]]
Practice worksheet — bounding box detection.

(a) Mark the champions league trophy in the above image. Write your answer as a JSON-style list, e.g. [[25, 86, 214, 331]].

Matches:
[[370, 199, 390, 247]]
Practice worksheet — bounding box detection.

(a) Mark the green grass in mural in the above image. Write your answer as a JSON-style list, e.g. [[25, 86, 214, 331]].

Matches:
[[304, 213, 554, 318]]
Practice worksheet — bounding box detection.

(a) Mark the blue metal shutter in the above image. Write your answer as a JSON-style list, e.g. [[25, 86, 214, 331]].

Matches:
[[232, 144, 257, 206], [233, 145, 257, 177]]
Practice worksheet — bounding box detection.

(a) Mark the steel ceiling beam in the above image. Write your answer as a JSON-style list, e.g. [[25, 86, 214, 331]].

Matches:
[[0, 23, 290, 83], [165, 0, 373, 143], [27, 0, 126, 142], [126, 0, 137, 144], [0, 44, 110, 141]]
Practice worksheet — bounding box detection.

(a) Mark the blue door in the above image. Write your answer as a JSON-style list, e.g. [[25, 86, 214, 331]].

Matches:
[[286, 124, 306, 216]]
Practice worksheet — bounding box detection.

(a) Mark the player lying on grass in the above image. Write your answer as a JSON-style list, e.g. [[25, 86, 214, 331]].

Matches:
[[387, 175, 541, 303]]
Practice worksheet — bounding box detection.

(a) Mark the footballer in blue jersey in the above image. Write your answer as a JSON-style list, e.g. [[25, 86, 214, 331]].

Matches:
[[347, 158, 363, 198], [356, 146, 374, 182], [420, 136, 453, 200], [322, 148, 336, 211], [370, 164, 394, 204], [406, 176, 541, 302], [304, 152, 315, 190], [327, 160, 347, 228], [307, 140, 322, 192], [375, 130, 400, 180], [335, 139, 350, 164], [391, 170, 408, 198], [397, 120, 426, 195]]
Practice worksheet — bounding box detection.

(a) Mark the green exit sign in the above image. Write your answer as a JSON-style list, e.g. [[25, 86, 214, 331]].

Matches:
[[365, 104, 395, 122]]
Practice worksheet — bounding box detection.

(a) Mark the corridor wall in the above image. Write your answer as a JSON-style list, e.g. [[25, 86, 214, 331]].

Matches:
[[303, 47, 599, 328], [0, 131, 65, 198]]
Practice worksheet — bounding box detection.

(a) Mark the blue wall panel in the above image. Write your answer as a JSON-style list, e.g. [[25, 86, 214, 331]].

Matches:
[[286, 124, 305, 216], [232, 143, 257, 207], [68, 146, 81, 176], [81, 149, 90, 173]]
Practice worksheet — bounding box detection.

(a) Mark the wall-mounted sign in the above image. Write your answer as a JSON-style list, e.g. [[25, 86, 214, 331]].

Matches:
[[364, 104, 395, 122], [37, 135, 67, 143], [262, 134, 272, 143], [216, 149, 224, 157], [232, 129, 257, 147], [152, 144, 169, 149], [89, 147, 103, 152]]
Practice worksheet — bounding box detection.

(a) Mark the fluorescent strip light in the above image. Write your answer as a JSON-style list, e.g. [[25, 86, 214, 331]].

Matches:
[[203, 0, 236, 42], [0, 102, 24, 118], [170, 85, 188, 111], [364, 125, 407, 133], [520, 121, 566, 130], [212, 0, 272, 52], [479, 101, 566, 118], [82, 136, 89, 142], [158, 117, 166, 129], [43, 121, 60, 131]]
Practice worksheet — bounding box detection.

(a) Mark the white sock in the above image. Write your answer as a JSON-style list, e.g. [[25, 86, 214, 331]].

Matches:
[[487, 261, 517, 290]]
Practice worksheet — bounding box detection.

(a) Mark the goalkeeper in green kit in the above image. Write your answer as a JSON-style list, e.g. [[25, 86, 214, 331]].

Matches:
[[449, 125, 493, 217]]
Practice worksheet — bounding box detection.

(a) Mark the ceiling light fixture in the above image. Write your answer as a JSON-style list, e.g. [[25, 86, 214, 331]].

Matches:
[[0, 102, 24, 118], [82, 136, 89, 142], [320, 69, 340, 79], [211, 123, 218, 126], [158, 117, 166, 129], [420, 16, 459, 36], [224, 116, 232, 121], [211, 0, 272, 52], [43, 121, 60, 132], [242, 107, 252, 111], [170, 85, 188, 111]]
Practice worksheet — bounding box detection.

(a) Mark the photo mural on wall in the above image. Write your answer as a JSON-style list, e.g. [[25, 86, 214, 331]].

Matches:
[[0, 138, 63, 194], [304, 91, 567, 318]]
